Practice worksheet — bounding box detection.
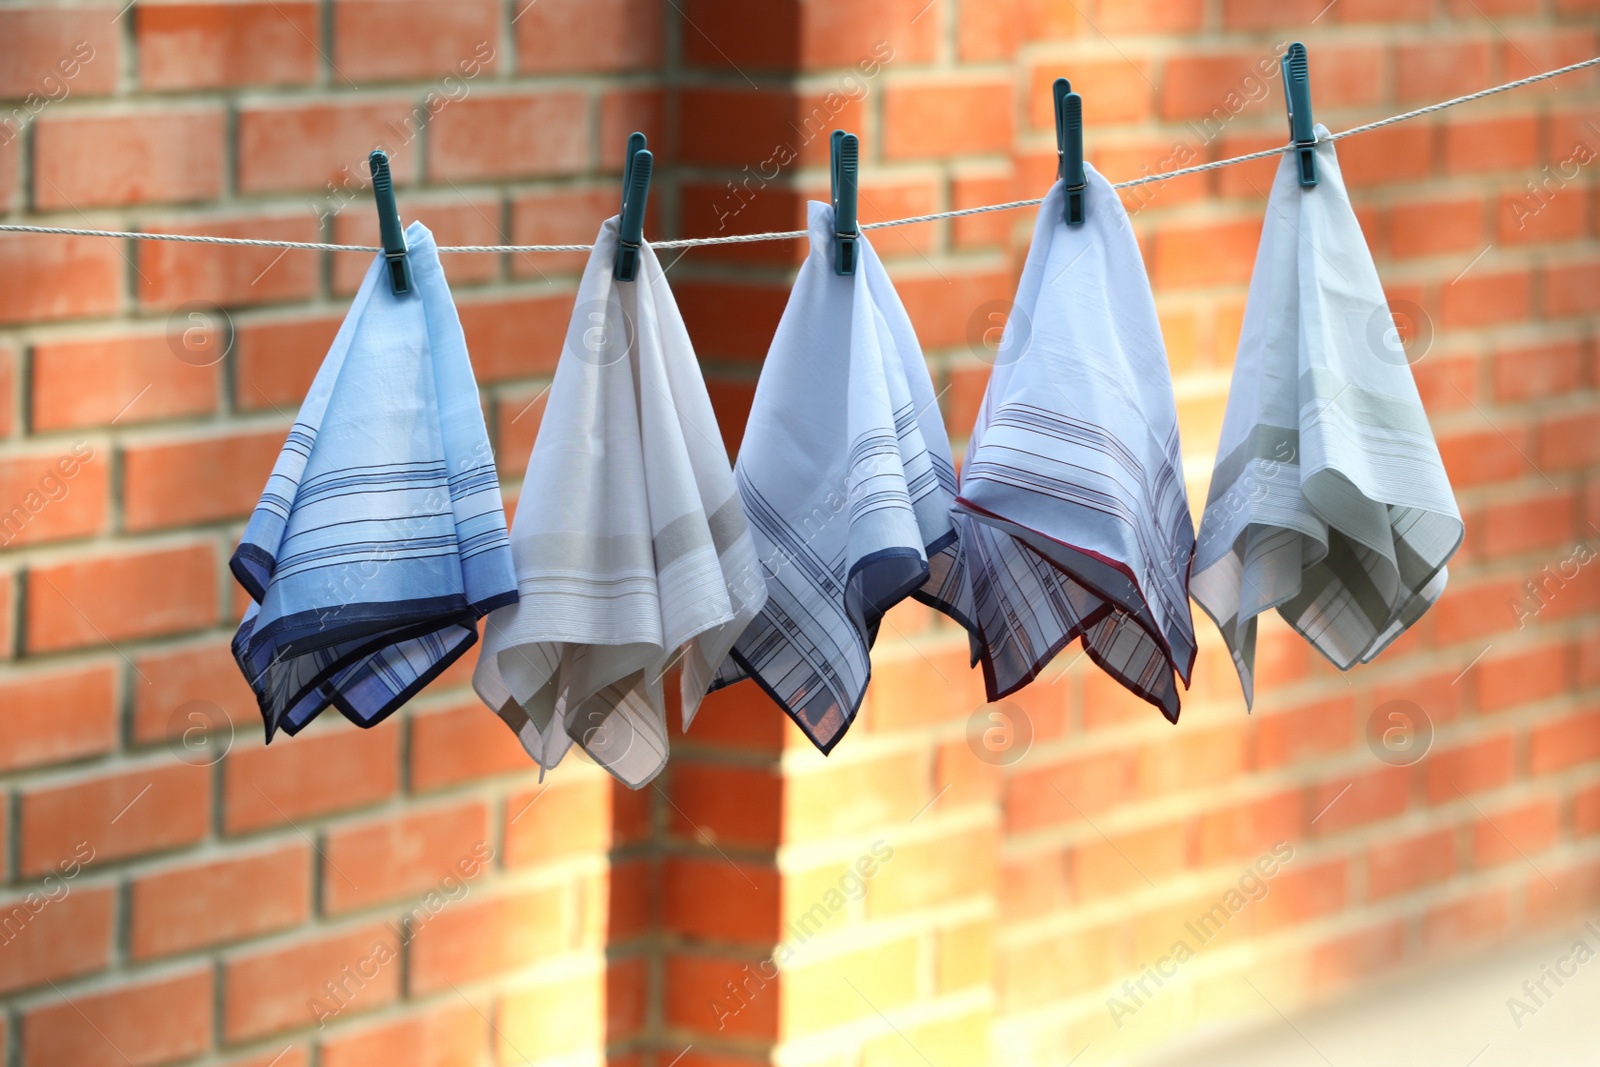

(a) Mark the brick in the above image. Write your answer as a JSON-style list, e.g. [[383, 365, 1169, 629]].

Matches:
[[0, 663, 116, 772], [1256, 695, 1355, 768], [1152, 218, 1260, 289], [137, 2, 319, 89], [1007, 748, 1139, 833], [123, 429, 284, 531], [33, 333, 219, 430], [1160, 51, 1285, 122], [1071, 821, 1187, 903], [1000, 923, 1123, 1009], [225, 922, 401, 1040], [1473, 798, 1559, 867], [21, 967, 211, 1067], [786, 751, 931, 843], [1546, 257, 1600, 318], [130, 844, 310, 959], [1310, 767, 1409, 834], [1501, 29, 1600, 84], [498, 970, 608, 1057], [677, 88, 804, 168], [224, 724, 398, 833], [238, 100, 418, 195], [1196, 790, 1304, 865], [665, 855, 778, 945], [428, 91, 590, 182], [668, 762, 782, 848], [1309, 920, 1405, 994], [0, 444, 107, 548], [139, 215, 320, 309], [884, 80, 1013, 160], [1427, 734, 1515, 803], [1032, 59, 1152, 127], [1336, 125, 1433, 187], [672, 282, 790, 365], [680, 0, 930, 70], [410, 701, 535, 790], [1493, 338, 1585, 402], [0, 342, 13, 435], [1475, 644, 1571, 712], [504, 775, 612, 868], [1526, 857, 1600, 923], [1397, 39, 1491, 102], [1422, 888, 1509, 950], [407, 887, 568, 993], [1475, 490, 1577, 557], [512, 186, 634, 277], [893, 270, 1014, 351], [1576, 782, 1600, 837], [869, 826, 997, 915], [0, 572, 13, 660], [783, 937, 918, 1036], [0, 7, 119, 98], [234, 314, 343, 413], [1529, 711, 1600, 773], [0, 233, 123, 325], [333, 196, 501, 293], [333, 0, 499, 82], [20, 761, 209, 875], [457, 293, 574, 382], [1440, 269, 1532, 330], [1539, 409, 1600, 471], [25, 542, 218, 653], [1436, 428, 1529, 489], [1138, 725, 1249, 795], [952, 169, 1018, 250], [1443, 115, 1540, 176], [960, 0, 1019, 60], [319, 1003, 485, 1067], [1388, 196, 1483, 260], [1099, 0, 1203, 32], [34, 108, 224, 208], [0, 883, 111, 994], [1366, 828, 1456, 900], [864, 644, 987, 732], [132, 639, 258, 744], [324, 801, 490, 913], [491, 385, 548, 480], [1222, 0, 1326, 26], [1500, 186, 1588, 246], [1253, 859, 1347, 932], [518, 0, 664, 73], [601, 89, 664, 169]]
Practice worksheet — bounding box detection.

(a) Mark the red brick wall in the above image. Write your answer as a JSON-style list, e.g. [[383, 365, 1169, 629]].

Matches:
[[0, 2, 1597, 1065]]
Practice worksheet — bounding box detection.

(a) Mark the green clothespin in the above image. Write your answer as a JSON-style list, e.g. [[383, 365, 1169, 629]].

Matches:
[[368, 150, 411, 294]]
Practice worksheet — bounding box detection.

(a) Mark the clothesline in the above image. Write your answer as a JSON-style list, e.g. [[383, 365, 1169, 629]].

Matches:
[[0, 55, 1594, 255]]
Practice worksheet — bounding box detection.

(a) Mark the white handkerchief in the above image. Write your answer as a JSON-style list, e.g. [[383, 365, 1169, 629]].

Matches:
[[941, 168, 1197, 722], [1192, 128, 1462, 706], [473, 217, 766, 788], [712, 200, 972, 753], [231, 222, 518, 740]]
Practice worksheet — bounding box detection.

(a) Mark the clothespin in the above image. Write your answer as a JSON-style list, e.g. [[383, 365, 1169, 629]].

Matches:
[[1052, 77, 1072, 179], [831, 129, 859, 276], [614, 131, 653, 282], [368, 150, 411, 295], [1282, 42, 1317, 187], [1060, 90, 1086, 225]]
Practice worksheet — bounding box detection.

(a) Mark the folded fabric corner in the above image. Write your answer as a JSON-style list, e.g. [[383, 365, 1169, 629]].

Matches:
[[230, 221, 518, 740]]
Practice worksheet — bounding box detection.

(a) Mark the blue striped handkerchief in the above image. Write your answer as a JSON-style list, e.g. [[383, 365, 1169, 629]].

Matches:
[[929, 168, 1198, 723], [231, 222, 518, 740], [710, 200, 975, 753]]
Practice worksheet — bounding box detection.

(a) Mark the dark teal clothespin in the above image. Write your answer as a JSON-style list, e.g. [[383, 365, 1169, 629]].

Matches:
[[1282, 42, 1317, 187], [368, 149, 411, 294], [615, 131, 653, 282], [1052, 77, 1072, 179], [831, 129, 859, 276], [1060, 90, 1085, 225]]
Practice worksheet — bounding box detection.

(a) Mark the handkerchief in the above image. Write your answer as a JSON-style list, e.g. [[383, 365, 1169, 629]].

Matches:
[[231, 222, 518, 740], [931, 167, 1198, 722], [1191, 128, 1462, 706], [711, 200, 973, 753], [473, 217, 766, 788]]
